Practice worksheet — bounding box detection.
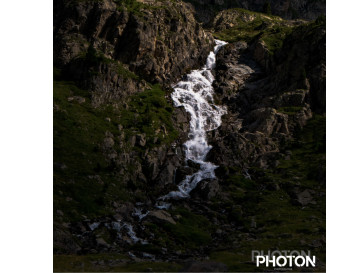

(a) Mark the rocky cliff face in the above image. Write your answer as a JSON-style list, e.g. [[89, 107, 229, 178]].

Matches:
[[209, 11, 325, 170], [184, 0, 325, 24], [54, 0, 214, 84]]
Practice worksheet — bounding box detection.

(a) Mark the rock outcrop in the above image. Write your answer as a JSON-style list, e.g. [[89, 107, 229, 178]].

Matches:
[[184, 0, 325, 24], [54, 0, 214, 84], [209, 19, 325, 170]]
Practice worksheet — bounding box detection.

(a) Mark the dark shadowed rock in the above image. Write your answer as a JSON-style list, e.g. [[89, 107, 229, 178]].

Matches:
[[190, 179, 220, 200]]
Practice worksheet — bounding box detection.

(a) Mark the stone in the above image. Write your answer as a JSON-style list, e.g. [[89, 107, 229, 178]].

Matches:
[[96, 238, 109, 248], [103, 137, 114, 149], [57, 210, 64, 216], [296, 189, 316, 206], [67, 96, 85, 104], [187, 159, 201, 170], [129, 135, 136, 147], [136, 134, 146, 147], [147, 210, 176, 225], [190, 179, 220, 200]]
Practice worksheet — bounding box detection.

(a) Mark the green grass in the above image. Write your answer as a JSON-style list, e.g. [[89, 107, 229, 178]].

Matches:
[[53, 74, 178, 222], [119, 84, 179, 147], [210, 251, 256, 272], [277, 106, 303, 115], [53, 254, 182, 272], [139, 207, 213, 251], [214, 8, 295, 55], [115, 0, 165, 16], [208, 115, 326, 271], [80, 45, 139, 80], [53, 80, 129, 221], [164, 207, 213, 248]]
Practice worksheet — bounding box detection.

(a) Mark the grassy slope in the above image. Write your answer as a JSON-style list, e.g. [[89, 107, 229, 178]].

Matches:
[[53, 69, 178, 223], [214, 8, 296, 55], [209, 115, 326, 271]]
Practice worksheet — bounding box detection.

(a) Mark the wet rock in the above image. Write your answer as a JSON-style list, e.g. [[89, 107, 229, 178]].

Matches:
[[187, 159, 201, 170], [175, 166, 196, 184], [190, 179, 220, 200]]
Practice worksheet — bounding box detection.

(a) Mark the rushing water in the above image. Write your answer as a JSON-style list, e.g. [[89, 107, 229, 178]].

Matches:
[[160, 39, 227, 200], [86, 41, 228, 248]]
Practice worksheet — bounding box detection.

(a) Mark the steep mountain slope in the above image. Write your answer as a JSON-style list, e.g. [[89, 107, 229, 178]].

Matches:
[[54, 2, 325, 272]]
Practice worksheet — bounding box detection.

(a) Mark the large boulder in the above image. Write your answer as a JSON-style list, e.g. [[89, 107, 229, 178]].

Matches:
[[147, 210, 176, 225]]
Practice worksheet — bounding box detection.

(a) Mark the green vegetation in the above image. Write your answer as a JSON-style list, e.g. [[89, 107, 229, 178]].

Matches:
[[210, 251, 256, 272], [136, 207, 213, 251], [214, 9, 325, 57], [114, 0, 164, 16], [277, 106, 303, 115], [53, 69, 178, 222], [208, 115, 326, 271], [119, 84, 178, 147], [53, 79, 127, 221], [81, 45, 139, 80], [53, 254, 182, 272], [214, 9, 293, 55], [164, 207, 213, 248]]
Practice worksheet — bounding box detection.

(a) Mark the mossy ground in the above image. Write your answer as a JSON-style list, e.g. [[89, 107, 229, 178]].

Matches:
[[53, 71, 325, 273], [53, 253, 182, 272], [208, 115, 326, 271], [53, 69, 178, 223], [214, 8, 297, 54], [214, 9, 325, 58]]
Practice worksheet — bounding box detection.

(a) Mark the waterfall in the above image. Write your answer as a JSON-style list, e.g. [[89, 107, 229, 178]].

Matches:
[[160, 39, 227, 200], [116, 40, 227, 246]]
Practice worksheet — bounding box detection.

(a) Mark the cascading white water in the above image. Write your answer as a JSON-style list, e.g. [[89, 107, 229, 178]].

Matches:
[[161, 39, 227, 200]]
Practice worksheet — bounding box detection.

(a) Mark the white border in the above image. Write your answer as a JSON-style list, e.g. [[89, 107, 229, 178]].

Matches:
[[327, 0, 350, 272], [0, 0, 348, 272], [0, 1, 53, 272]]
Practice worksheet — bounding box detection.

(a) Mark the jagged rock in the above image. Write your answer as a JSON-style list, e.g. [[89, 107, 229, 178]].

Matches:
[[187, 159, 201, 170], [54, 0, 214, 84], [175, 166, 196, 184], [213, 9, 257, 31], [158, 163, 176, 185], [245, 108, 289, 136], [147, 210, 176, 225], [252, 40, 270, 71], [188, 0, 325, 24], [190, 179, 220, 200], [136, 134, 146, 147]]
